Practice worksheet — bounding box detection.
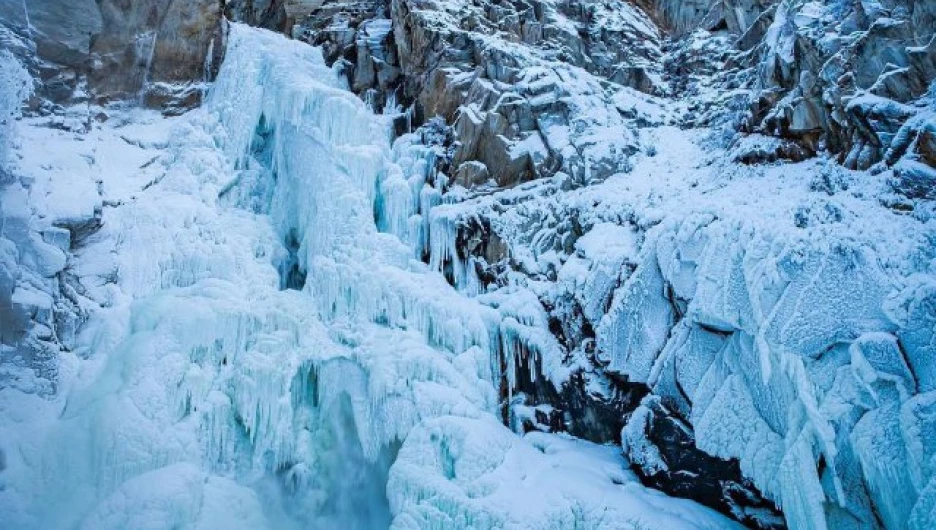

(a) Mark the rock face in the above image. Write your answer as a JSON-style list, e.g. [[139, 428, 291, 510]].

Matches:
[[740, 1, 936, 171], [0, 0, 223, 112], [623, 396, 785, 529], [92, 0, 224, 110], [622, 0, 936, 183], [261, 0, 663, 188], [0, 55, 81, 396]]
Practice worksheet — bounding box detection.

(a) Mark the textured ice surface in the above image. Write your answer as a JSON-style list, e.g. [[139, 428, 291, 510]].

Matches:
[[599, 219, 934, 530], [457, 114, 936, 529], [0, 24, 740, 530]]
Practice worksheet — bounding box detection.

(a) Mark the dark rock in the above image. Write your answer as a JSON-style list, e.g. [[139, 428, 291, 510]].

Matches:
[[623, 396, 785, 530], [730, 134, 813, 164], [224, 0, 288, 33], [918, 117, 936, 168]]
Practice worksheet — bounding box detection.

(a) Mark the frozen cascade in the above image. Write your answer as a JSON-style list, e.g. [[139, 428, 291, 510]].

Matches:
[[0, 23, 744, 530]]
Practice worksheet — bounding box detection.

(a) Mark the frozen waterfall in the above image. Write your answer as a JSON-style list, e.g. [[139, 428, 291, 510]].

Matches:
[[0, 23, 741, 530]]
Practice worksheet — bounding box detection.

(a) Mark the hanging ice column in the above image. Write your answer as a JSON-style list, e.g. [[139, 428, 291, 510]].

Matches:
[[210, 20, 554, 372], [210, 25, 490, 350], [209, 19, 579, 455], [4, 22, 501, 530], [375, 129, 484, 295], [207, 16, 583, 452]]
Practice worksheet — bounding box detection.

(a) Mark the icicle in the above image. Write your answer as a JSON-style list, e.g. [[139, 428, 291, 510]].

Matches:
[[364, 89, 378, 113], [383, 89, 402, 116], [136, 30, 159, 105], [21, 0, 32, 37], [202, 37, 215, 102], [405, 105, 414, 134]]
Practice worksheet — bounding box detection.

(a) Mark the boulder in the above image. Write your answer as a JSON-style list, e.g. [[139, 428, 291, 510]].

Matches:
[[453, 161, 490, 188]]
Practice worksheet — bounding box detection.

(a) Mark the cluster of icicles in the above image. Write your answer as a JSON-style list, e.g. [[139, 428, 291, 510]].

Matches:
[[185, 21, 561, 527]]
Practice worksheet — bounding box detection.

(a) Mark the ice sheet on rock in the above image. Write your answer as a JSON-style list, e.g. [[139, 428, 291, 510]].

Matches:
[[597, 251, 674, 378], [887, 275, 936, 392], [621, 396, 670, 476], [562, 222, 638, 324]]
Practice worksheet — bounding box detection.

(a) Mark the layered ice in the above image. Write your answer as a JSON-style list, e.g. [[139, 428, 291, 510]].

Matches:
[[0, 23, 741, 530]]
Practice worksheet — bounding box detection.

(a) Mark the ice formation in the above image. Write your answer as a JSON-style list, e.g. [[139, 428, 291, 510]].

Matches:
[[0, 23, 741, 530]]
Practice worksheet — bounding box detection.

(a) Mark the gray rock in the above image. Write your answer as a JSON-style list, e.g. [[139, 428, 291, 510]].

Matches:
[[737, 0, 936, 169], [919, 118, 936, 168], [90, 0, 223, 106], [453, 161, 490, 188], [225, 0, 288, 32], [1, 0, 223, 111], [0, 0, 103, 67]]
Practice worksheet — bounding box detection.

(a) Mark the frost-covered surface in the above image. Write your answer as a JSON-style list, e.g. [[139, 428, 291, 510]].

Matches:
[[0, 24, 741, 530], [443, 106, 936, 529], [390, 416, 739, 530]]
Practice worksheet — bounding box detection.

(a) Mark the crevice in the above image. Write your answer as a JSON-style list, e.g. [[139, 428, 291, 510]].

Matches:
[[278, 229, 306, 291], [895, 336, 919, 393]]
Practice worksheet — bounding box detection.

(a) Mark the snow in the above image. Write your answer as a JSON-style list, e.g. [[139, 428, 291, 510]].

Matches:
[[389, 416, 743, 530], [444, 102, 934, 530], [0, 23, 742, 530]]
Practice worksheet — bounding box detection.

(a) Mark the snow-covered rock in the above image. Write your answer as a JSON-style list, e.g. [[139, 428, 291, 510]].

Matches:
[[0, 0, 223, 111]]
